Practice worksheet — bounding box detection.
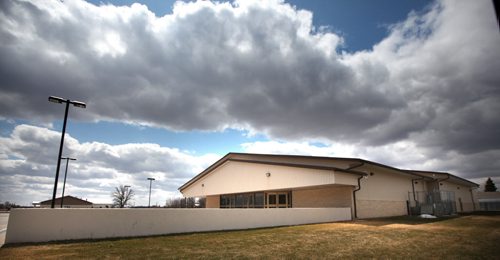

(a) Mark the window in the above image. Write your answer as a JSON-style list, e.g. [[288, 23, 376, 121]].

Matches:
[[219, 191, 287, 208], [268, 194, 277, 205], [278, 194, 286, 204], [255, 193, 264, 208], [266, 192, 290, 208], [235, 194, 245, 208]]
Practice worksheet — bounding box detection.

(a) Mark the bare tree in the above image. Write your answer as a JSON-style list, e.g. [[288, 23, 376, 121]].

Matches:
[[112, 185, 134, 208], [165, 197, 205, 208]]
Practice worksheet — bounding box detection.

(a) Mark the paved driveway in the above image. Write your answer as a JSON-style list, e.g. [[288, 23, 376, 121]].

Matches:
[[0, 213, 9, 246]]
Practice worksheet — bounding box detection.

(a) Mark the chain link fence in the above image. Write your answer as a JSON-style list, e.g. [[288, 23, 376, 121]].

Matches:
[[408, 191, 456, 216]]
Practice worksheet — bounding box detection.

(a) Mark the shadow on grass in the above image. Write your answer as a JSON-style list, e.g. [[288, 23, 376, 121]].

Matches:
[[352, 215, 458, 226], [459, 211, 500, 216]]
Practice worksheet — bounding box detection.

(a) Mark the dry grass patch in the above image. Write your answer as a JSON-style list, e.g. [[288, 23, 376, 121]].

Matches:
[[1, 214, 499, 259]]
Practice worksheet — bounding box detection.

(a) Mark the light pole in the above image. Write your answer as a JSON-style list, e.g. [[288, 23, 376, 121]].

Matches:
[[60, 157, 76, 208], [147, 178, 155, 207], [124, 185, 131, 208], [48, 96, 86, 208]]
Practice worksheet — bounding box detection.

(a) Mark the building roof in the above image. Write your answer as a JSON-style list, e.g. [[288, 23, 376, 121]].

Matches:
[[179, 152, 479, 192], [405, 170, 479, 187], [40, 195, 93, 205]]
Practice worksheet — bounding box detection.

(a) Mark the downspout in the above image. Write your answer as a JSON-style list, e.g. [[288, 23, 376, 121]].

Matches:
[[410, 177, 425, 216], [353, 175, 363, 219], [411, 177, 425, 201], [469, 187, 478, 211], [347, 161, 365, 219]]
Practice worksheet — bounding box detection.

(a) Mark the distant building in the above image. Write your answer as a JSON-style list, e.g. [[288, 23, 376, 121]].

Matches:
[[475, 191, 500, 211], [36, 195, 93, 208]]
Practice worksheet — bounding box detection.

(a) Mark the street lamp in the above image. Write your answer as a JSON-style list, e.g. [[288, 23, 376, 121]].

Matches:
[[147, 178, 155, 207], [48, 96, 86, 208], [60, 157, 76, 208]]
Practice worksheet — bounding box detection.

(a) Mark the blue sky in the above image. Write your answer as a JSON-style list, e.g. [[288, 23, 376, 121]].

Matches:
[[1, 0, 499, 205]]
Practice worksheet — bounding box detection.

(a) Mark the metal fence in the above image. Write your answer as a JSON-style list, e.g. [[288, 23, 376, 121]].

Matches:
[[408, 191, 456, 216]]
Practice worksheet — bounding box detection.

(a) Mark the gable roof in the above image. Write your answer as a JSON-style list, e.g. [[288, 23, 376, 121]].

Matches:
[[40, 195, 93, 205], [180, 152, 478, 192]]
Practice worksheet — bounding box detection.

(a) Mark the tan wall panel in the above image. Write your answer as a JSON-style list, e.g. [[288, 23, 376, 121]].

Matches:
[[293, 186, 352, 208], [182, 161, 359, 197], [356, 166, 414, 202], [357, 200, 407, 218], [412, 179, 427, 193], [439, 181, 477, 212], [206, 196, 220, 208]]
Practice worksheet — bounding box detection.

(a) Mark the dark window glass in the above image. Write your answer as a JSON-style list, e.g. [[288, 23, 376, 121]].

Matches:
[[220, 195, 230, 208], [255, 193, 264, 208], [278, 194, 286, 204], [235, 194, 244, 208], [230, 195, 235, 208], [269, 194, 276, 205]]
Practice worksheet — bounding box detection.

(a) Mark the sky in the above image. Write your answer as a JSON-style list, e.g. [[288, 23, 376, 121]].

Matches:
[[0, 0, 499, 206]]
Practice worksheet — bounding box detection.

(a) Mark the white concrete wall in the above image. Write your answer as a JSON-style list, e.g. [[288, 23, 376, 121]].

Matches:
[[5, 207, 351, 244], [182, 160, 359, 197]]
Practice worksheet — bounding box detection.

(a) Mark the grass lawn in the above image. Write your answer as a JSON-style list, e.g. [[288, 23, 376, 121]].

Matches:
[[1, 214, 499, 259]]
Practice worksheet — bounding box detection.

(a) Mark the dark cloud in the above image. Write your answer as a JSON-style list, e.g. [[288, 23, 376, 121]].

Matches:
[[0, 0, 499, 201]]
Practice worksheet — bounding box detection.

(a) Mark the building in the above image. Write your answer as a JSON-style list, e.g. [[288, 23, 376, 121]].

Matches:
[[36, 195, 94, 208], [179, 153, 479, 218], [475, 191, 500, 211]]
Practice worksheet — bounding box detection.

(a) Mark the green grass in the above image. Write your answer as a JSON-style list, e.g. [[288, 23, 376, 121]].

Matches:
[[1, 214, 500, 259]]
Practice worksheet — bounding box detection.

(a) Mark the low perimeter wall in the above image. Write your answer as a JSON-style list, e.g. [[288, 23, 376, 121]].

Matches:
[[5, 207, 351, 244]]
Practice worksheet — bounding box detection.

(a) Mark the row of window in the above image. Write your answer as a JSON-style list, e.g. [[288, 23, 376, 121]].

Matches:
[[220, 191, 292, 208]]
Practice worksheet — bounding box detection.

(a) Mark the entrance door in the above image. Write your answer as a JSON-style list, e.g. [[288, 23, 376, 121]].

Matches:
[[267, 192, 288, 208]]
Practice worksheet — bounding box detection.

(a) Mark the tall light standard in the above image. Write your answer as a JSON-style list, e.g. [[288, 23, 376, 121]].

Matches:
[[147, 178, 155, 207], [123, 185, 131, 208], [48, 96, 86, 208], [60, 157, 76, 208]]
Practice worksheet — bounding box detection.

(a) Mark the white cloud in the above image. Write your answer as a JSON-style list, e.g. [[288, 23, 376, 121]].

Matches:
[[0, 124, 219, 205], [240, 139, 498, 181], [0, 0, 498, 192]]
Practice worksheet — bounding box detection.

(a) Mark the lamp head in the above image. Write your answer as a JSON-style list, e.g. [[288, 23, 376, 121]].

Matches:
[[48, 96, 65, 104], [71, 101, 86, 108]]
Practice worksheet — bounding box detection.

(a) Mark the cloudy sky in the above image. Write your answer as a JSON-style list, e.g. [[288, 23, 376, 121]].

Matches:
[[1, 0, 499, 206]]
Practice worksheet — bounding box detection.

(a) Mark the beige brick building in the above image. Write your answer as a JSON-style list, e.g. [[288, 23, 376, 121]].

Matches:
[[179, 153, 479, 219]]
